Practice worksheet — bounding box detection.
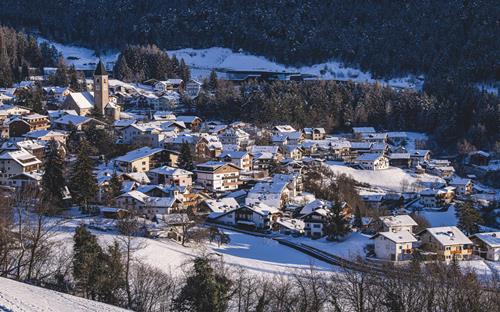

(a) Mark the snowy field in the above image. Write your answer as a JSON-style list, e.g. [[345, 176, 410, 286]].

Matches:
[[53, 217, 333, 277], [0, 277, 129, 312], [327, 162, 445, 192], [37, 37, 423, 90], [290, 232, 371, 260]]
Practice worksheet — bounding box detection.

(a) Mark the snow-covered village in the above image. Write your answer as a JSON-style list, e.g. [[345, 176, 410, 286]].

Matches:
[[0, 3, 499, 311]]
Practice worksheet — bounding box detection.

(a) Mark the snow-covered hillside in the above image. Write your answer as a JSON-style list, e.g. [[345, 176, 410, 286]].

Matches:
[[0, 277, 129, 312], [37, 37, 423, 90], [327, 162, 445, 192]]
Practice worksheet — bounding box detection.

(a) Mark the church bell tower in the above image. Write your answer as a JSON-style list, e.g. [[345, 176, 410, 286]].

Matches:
[[93, 60, 109, 116]]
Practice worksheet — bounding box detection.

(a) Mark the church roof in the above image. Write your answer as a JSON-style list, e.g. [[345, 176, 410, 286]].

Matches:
[[94, 60, 108, 76]]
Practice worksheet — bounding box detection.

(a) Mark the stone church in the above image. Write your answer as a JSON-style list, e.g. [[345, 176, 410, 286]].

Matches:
[[63, 60, 121, 120]]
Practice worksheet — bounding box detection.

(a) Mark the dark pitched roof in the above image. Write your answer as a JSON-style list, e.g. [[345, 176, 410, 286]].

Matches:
[[94, 60, 108, 76]]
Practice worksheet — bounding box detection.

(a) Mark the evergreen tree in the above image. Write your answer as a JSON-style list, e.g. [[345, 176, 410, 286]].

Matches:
[[353, 206, 363, 229], [207, 69, 218, 91], [70, 139, 98, 212], [456, 201, 483, 235], [180, 58, 191, 82], [21, 62, 30, 80], [178, 142, 194, 171], [174, 257, 232, 312], [325, 201, 351, 241], [51, 58, 69, 86], [100, 240, 126, 305], [73, 224, 105, 300], [106, 172, 122, 205], [114, 54, 133, 82], [68, 65, 83, 91], [41, 139, 66, 210]]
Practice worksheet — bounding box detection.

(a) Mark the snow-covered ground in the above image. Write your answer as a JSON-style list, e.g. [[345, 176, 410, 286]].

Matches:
[[53, 217, 333, 277], [290, 232, 371, 260], [417, 205, 458, 227], [327, 162, 445, 192], [36, 37, 423, 90], [0, 277, 129, 312]]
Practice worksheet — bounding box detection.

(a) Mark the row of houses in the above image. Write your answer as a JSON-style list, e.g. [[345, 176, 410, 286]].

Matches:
[[369, 215, 499, 262]]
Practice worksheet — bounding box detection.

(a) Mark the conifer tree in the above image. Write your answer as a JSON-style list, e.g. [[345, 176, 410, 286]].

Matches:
[[207, 69, 218, 91], [106, 172, 122, 205], [174, 257, 232, 312], [73, 224, 105, 300], [100, 240, 126, 305], [178, 142, 194, 171], [456, 201, 482, 235], [70, 139, 98, 212], [180, 58, 191, 82], [68, 65, 83, 91], [325, 201, 351, 241], [114, 54, 133, 82], [353, 205, 363, 229], [41, 139, 66, 210], [52, 58, 69, 86]]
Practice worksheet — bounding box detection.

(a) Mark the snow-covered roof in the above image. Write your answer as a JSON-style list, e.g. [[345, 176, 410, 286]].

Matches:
[[274, 125, 296, 133], [379, 215, 418, 228], [250, 145, 279, 154], [249, 181, 288, 195], [350, 142, 372, 149], [448, 176, 471, 186], [149, 165, 192, 176], [0, 150, 41, 167], [220, 150, 249, 159], [176, 115, 200, 123], [118, 190, 149, 203], [277, 218, 305, 231], [67, 92, 94, 109], [389, 153, 411, 160], [300, 199, 331, 215], [470, 232, 500, 248], [422, 226, 472, 246], [352, 127, 375, 134], [372, 231, 418, 243], [54, 114, 91, 126], [204, 197, 240, 212], [115, 147, 163, 163], [356, 153, 385, 162]]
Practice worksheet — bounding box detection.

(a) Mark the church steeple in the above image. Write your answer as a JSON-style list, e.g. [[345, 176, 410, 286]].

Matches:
[[93, 59, 109, 115], [94, 59, 108, 76]]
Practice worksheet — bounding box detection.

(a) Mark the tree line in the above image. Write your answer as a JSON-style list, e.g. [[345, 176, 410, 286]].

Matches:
[[0, 0, 497, 84], [0, 26, 60, 87], [113, 45, 190, 83], [188, 77, 500, 153]]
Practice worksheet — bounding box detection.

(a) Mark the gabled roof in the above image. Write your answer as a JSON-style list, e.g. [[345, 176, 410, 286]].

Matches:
[[54, 114, 92, 126], [419, 226, 472, 246], [470, 232, 500, 248], [356, 153, 385, 162], [371, 231, 418, 243], [379, 215, 418, 228], [67, 92, 94, 109], [115, 147, 164, 163], [0, 150, 41, 167], [149, 165, 192, 176]]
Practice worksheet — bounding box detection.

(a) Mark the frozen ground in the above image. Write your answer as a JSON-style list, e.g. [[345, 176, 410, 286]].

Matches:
[[0, 277, 129, 312], [327, 162, 445, 192], [37, 37, 422, 90]]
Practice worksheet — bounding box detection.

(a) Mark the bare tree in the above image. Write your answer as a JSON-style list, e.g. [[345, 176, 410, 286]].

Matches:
[[130, 262, 178, 312], [117, 211, 146, 308]]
